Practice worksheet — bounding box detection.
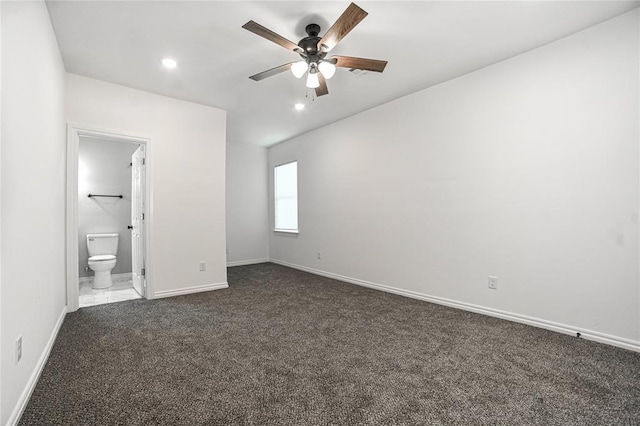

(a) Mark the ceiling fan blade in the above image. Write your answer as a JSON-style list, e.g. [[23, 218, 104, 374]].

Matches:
[[242, 20, 301, 53], [333, 56, 388, 73], [318, 3, 368, 52], [315, 73, 329, 97], [249, 62, 294, 81]]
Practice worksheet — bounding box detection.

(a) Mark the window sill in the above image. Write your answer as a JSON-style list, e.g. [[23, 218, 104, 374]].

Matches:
[[273, 229, 299, 235]]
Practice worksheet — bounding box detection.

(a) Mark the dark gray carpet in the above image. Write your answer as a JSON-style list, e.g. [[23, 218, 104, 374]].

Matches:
[[20, 263, 640, 425]]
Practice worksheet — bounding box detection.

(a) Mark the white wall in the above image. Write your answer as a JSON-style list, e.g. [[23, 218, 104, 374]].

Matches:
[[269, 10, 640, 347], [0, 1, 3, 414], [1, 1, 66, 424], [66, 73, 227, 297], [226, 142, 269, 266], [78, 137, 138, 278]]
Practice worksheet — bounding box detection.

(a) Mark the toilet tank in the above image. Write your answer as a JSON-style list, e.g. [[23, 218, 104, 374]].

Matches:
[[86, 233, 119, 257]]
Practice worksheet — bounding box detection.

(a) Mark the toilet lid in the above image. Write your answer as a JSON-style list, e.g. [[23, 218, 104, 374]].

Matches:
[[89, 255, 116, 262]]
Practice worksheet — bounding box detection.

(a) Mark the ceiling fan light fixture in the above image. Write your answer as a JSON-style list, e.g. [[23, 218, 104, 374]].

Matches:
[[306, 64, 320, 88], [306, 71, 320, 89], [291, 60, 308, 78], [318, 61, 336, 79]]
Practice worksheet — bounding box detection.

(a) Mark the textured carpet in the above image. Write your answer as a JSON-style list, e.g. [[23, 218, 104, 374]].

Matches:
[[20, 263, 640, 425]]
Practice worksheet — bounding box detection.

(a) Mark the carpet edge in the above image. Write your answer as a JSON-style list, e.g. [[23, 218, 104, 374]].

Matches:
[[269, 259, 640, 353], [227, 258, 269, 267], [8, 306, 67, 426]]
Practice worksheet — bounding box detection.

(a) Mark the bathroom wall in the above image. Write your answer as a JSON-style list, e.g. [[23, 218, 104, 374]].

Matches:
[[78, 137, 139, 277]]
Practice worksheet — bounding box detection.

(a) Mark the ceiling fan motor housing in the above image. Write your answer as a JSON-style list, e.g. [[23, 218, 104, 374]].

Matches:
[[305, 23, 321, 37], [298, 23, 327, 63]]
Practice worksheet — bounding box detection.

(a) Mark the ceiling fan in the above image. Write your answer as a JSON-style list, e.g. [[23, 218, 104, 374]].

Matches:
[[242, 2, 388, 97]]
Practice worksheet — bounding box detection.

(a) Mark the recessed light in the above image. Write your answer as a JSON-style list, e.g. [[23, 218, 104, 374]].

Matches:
[[294, 103, 305, 111], [162, 58, 177, 69]]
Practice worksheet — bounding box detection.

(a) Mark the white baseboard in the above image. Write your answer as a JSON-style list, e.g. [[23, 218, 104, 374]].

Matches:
[[7, 306, 67, 426], [270, 259, 640, 353], [153, 282, 229, 299], [227, 258, 269, 267]]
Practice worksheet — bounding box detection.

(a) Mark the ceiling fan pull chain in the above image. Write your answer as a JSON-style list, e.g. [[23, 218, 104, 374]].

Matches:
[[305, 89, 316, 102]]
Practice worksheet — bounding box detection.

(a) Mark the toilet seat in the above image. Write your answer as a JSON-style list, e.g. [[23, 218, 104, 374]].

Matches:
[[89, 254, 116, 262]]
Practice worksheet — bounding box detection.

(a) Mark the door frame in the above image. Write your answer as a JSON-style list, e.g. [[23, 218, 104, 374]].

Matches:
[[66, 124, 154, 312]]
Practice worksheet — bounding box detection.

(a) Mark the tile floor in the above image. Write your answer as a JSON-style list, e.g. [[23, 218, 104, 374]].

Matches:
[[79, 273, 142, 308]]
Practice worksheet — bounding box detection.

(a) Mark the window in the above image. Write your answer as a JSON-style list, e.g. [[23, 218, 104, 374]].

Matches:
[[274, 161, 298, 232]]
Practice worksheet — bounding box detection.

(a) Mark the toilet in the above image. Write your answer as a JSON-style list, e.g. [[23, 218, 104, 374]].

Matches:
[[87, 233, 119, 289]]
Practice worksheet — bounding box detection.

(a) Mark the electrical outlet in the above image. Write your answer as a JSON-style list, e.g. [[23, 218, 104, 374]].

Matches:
[[199, 261, 206, 272], [317, 252, 321, 259], [16, 336, 22, 364], [488, 276, 498, 290]]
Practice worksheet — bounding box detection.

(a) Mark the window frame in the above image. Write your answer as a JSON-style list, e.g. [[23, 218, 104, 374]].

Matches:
[[273, 160, 299, 234]]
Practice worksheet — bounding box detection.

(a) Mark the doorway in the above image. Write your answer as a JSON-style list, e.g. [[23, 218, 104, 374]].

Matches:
[[67, 126, 153, 312]]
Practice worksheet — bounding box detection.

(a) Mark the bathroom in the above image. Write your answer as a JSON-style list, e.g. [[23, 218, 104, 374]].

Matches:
[[78, 136, 144, 307]]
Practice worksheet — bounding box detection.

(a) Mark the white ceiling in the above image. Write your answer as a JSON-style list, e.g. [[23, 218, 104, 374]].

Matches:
[[46, 1, 639, 147]]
